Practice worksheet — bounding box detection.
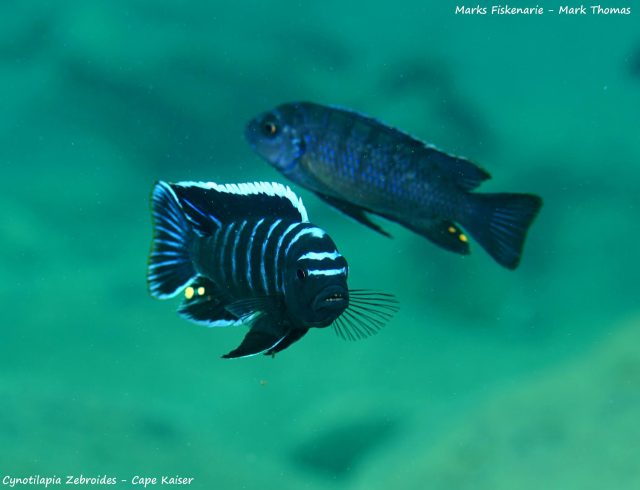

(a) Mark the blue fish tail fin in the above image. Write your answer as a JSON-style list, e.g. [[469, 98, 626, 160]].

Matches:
[[148, 181, 197, 298], [463, 192, 542, 269]]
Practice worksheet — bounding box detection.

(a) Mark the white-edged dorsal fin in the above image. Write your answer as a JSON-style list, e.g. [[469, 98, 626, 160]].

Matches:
[[170, 181, 308, 235]]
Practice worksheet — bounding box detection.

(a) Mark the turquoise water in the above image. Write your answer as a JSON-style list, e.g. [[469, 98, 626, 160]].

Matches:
[[2, 1, 639, 488]]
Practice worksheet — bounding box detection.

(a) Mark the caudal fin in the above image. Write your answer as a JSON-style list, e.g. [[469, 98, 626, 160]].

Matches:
[[463, 193, 542, 270], [147, 181, 196, 298]]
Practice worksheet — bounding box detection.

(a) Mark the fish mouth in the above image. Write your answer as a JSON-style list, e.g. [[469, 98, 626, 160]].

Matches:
[[314, 287, 349, 311], [244, 120, 258, 146]]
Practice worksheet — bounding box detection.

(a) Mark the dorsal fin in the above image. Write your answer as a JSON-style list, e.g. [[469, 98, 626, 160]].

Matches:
[[300, 102, 491, 191], [422, 147, 491, 191], [170, 181, 308, 235]]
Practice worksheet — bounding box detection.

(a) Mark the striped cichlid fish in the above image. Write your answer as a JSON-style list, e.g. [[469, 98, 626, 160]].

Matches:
[[245, 102, 543, 269], [147, 180, 397, 358]]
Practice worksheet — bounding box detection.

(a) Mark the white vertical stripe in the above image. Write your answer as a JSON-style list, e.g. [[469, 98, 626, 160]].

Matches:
[[246, 219, 265, 293], [218, 222, 235, 285], [231, 220, 248, 288], [208, 227, 221, 267], [274, 223, 301, 293], [261, 219, 282, 294]]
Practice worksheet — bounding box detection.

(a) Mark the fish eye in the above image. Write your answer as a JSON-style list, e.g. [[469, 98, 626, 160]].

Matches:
[[262, 119, 278, 137], [296, 268, 307, 280]]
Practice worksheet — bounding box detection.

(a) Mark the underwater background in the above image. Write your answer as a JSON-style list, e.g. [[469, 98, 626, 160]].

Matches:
[[2, 1, 639, 488]]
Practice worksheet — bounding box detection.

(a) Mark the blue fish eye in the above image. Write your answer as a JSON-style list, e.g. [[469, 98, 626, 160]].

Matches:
[[296, 268, 307, 280]]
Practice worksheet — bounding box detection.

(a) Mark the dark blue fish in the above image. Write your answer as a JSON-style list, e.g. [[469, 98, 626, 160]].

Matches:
[[245, 102, 543, 269], [147, 180, 397, 358]]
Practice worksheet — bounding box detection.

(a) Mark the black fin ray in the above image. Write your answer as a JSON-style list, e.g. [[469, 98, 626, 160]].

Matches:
[[315, 192, 391, 237], [170, 182, 308, 234], [222, 315, 287, 359], [463, 192, 543, 269], [148, 181, 196, 299], [398, 218, 470, 255], [178, 277, 244, 327], [333, 290, 399, 341]]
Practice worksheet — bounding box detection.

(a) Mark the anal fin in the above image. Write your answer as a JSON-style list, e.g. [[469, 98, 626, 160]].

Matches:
[[178, 277, 242, 327], [315, 192, 391, 237], [403, 219, 471, 255]]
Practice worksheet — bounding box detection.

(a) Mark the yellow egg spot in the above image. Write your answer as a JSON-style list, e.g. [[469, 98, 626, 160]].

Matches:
[[459, 234, 468, 243], [197, 286, 205, 296], [184, 287, 195, 300], [448, 226, 456, 234]]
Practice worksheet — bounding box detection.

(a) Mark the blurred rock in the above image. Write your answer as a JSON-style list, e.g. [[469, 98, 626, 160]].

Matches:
[[291, 417, 400, 479]]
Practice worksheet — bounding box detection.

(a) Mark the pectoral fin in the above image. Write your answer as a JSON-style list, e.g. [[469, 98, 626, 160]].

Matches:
[[264, 328, 309, 356], [315, 192, 391, 237], [225, 297, 280, 321], [222, 330, 285, 359]]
